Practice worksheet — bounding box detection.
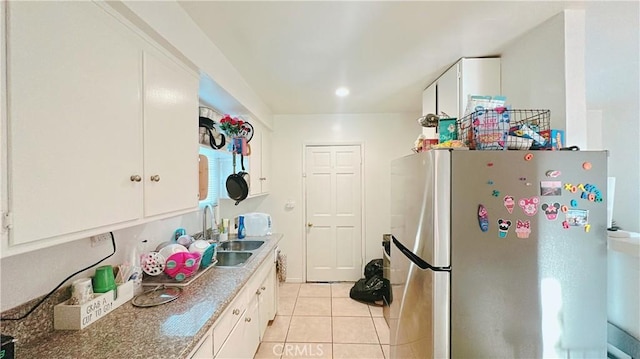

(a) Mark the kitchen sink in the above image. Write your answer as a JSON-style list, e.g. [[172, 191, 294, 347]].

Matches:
[[215, 251, 253, 267], [218, 240, 265, 251]]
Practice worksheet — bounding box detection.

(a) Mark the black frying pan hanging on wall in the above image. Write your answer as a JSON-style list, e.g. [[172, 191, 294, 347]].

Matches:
[[226, 153, 250, 205]]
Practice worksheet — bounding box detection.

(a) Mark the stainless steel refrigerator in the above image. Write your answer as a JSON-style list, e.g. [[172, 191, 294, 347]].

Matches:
[[389, 150, 608, 359]]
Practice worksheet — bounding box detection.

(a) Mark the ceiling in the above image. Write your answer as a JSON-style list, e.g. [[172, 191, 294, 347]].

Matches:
[[179, 1, 586, 115]]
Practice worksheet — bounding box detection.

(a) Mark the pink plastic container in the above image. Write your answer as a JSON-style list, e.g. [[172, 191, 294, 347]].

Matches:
[[164, 252, 201, 282]]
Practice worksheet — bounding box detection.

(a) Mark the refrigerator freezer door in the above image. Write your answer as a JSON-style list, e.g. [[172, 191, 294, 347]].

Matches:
[[450, 151, 608, 358], [390, 151, 451, 267], [390, 151, 451, 358]]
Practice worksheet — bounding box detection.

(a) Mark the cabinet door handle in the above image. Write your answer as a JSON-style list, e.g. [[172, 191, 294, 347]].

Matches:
[[256, 289, 262, 295], [150, 175, 160, 182], [232, 309, 240, 315], [245, 317, 252, 322], [130, 175, 142, 182], [261, 286, 266, 291], [307, 223, 313, 228]]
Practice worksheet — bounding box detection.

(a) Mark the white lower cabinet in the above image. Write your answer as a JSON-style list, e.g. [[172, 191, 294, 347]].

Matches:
[[257, 264, 277, 339], [189, 327, 214, 359], [216, 295, 260, 359], [212, 252, 278, 359]]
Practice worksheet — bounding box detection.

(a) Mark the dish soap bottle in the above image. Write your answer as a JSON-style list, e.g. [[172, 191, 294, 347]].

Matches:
[[238, 215, 246, 239]]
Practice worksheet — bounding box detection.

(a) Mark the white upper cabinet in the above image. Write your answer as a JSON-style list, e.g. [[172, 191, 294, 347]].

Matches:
[[248, 121, 271, 197], [5, 2, 143, 247], [143, 52, 199, 217], [422, 57, 501, 125], [421, 84, 436, 116], [2, 2, 198, 254]]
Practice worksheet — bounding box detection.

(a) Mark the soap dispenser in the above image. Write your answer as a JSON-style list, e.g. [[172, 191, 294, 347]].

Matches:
[[238, 215, 246, 239]]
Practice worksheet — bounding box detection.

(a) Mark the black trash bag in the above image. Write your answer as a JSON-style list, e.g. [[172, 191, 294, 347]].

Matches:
[[364, 259, 383, 280], [349, 276, 387, 304]]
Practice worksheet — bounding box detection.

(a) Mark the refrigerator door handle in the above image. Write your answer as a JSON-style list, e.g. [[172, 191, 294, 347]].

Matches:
[[392, 236, 451, 272]]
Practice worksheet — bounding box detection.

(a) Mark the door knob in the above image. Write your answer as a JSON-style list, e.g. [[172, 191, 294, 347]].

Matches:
[[130, 175, 142, 182], [307, 223, 313, 228]]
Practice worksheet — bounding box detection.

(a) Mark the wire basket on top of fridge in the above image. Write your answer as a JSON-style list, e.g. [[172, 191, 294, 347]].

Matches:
[[457, 108, 551, 150]]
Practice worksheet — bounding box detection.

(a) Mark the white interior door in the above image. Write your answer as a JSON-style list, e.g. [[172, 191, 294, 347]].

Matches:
[[305, 145, 362, 282]]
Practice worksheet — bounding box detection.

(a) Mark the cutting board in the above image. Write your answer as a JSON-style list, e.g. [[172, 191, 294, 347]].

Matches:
[[199, 154, 208, 200]]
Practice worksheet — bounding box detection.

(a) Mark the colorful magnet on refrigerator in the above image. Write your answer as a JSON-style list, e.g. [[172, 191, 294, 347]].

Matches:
[[570, 199, 578, 208], [515, 220, 531, 239], [541, 202, 561, 220], [503, 196, 515, 213], [561, 205, 568, 213], [492, 190, 500, 197], [562, 221, 570, 229], [582, 162, 592, 170], [540, 181, 562, 196], [497, 219, 512, 238], [518, 196, 540, 216], [524, 153, 534, 161], [545, 170, 561, 178], [585, 224, 591, 233], [478, 204, 489, 232], [565, 209, 589, 227]]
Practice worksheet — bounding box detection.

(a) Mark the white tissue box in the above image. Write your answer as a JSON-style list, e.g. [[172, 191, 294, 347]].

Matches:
[[54, 281, 134, 330]]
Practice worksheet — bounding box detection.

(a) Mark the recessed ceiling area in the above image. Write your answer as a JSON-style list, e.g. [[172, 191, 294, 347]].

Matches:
[[179, 1, 586, 115]]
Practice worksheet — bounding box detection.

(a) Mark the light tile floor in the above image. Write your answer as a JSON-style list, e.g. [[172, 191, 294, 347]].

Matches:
[[254, 282, 390, 359]]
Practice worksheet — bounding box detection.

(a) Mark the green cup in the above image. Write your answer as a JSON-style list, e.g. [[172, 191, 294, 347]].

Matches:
[[92, 265, 116, 293]]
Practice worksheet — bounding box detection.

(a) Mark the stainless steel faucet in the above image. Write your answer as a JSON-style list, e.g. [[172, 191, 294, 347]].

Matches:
[[203, 203, 217, 241]]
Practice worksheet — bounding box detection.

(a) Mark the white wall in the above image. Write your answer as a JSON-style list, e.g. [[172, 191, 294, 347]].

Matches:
[[585, 0, 640, 342], [585, 1, 639, 233], [262, 113, 419, 282], [501, 6, 639, 233], [501, 10, 587, 148]]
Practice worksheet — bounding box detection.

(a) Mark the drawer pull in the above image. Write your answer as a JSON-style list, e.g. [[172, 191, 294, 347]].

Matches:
[[245, 317, 251, 322], [261, 286, 266, 291], [232, 309, 240, 315], [256, 289, 261, 295]]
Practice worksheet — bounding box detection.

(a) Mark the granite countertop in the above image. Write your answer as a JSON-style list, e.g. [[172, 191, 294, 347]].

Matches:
[[17, 234, 283, 359]]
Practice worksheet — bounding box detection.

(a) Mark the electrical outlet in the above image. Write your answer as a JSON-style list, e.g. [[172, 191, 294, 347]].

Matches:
[[91, 233, 111, 247]]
